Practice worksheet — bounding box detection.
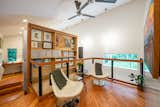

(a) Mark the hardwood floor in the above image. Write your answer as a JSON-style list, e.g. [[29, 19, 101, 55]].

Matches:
[[0, 76, 148, 107], [38, 76, 145, 107], [78, 77, 144, 107]]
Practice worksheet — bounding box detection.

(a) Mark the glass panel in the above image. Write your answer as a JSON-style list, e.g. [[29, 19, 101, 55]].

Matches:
[[103, 53, 149, 72]]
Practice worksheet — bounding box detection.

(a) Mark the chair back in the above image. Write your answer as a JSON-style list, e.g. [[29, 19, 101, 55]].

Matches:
[[90, 63, 108, 76]]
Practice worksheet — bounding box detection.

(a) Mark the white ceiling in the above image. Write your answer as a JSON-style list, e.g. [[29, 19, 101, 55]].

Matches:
[[0, 0, 132, 36]]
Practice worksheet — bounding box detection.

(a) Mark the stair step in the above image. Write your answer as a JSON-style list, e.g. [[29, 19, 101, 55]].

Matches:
[[0, 74, 23, 90], [0, 84, 22, 95], [0, 89, 24, 105], [0, 82, 22, 90]]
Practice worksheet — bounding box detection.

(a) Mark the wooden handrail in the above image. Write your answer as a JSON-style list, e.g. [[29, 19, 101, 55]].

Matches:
[[93, 57, 143, 63], [30, 57, 144, 96], [30, 57, 143, 67]]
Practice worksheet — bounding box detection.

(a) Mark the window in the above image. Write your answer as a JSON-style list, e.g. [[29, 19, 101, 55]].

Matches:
[[8, 48, 17, 62], [103, 53, 149, 72]]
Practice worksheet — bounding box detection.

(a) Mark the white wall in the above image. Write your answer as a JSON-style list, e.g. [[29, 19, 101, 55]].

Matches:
[[3, 35, 23, 62], [64, 0, 146, 82], [0, 33, 3, 38], [0, 33, 3, 64], [65, 0, 145, 58]]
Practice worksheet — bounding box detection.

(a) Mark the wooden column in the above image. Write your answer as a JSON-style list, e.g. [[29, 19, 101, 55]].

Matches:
[[153, 0, 160, 78]]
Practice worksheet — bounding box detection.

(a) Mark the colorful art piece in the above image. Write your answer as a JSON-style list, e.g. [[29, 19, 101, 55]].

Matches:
[[8, 48, 17, 62], [144, 0, 154, 72]]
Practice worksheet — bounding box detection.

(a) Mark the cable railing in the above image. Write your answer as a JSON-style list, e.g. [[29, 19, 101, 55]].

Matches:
[[30, 57, 144, 96]]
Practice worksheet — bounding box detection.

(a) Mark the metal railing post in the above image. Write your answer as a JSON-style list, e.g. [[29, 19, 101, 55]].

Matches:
[[66, 62, 69, 78], [140, 58, 144, 88], [111, 60, 114, 79], [30, 63, 32, 84], [38, 66, 42, 96], [92, 59, 94, 64]]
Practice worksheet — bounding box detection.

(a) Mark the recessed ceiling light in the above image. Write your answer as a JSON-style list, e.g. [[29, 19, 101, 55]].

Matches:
[[22, 19, 28, 23], [19, 31, 22, 34]]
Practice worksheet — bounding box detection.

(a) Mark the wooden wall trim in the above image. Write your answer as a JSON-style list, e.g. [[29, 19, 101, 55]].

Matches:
[[153, 0, 160, 78]]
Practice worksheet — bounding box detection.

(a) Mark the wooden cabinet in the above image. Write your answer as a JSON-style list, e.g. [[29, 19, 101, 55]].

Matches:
[[3, 62, 22, 75]]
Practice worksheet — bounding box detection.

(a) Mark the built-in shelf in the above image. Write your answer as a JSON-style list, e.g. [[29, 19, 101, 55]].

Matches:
[[28, 23, 78, 96]]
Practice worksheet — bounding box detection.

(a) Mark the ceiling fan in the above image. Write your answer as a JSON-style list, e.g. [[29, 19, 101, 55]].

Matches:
[[68, 0, 95, 20], [68, 0, 117, 20]]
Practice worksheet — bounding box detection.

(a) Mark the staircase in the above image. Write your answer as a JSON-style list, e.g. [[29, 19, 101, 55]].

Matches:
[[0, 74, 23, 95]]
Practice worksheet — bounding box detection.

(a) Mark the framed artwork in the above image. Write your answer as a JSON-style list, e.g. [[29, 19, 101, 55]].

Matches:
[[8, 48, 17, 62], [0, 38, 2, 49], [43, 42, 52, 49], [64, 38, 71, 47], [31, 29, 42, 41], [44, 32, 52, 42], [31, 41, 41, 48], [144, 0, 154, 72]]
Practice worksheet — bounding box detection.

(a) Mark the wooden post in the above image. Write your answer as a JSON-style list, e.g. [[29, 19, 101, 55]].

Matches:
[[38, 66, 42, 96]]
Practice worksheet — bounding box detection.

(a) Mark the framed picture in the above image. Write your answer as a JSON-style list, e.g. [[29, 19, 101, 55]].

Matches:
[[31, 29, 42, 41], [44, 32, 52, 42], [43, 42, 52, 49], [31, 41, 41, 48], [64, 38, 71, 47], [0, 38, 2, 49]]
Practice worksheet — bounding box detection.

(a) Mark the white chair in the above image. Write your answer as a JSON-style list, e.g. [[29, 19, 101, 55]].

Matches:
[[90, 63, 108, 86], [0, 65, 4, 80], [50, 69, 83, 107]]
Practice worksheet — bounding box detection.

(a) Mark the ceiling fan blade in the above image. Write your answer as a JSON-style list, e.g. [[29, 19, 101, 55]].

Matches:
[[68, 14, 79, 20], [78, 1, 90, 13], [82, 14, 95, 18], [95, 0, 117, 3]]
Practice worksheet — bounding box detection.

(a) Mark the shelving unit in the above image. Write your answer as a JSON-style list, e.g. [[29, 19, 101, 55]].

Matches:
[[27, 23, 78, 96]]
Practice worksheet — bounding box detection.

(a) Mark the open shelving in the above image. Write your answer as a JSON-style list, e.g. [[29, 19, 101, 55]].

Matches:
[[27, 23, 78, 95]]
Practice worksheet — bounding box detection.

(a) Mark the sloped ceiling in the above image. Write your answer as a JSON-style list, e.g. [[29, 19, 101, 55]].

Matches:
[[0, 0, 132, 36]]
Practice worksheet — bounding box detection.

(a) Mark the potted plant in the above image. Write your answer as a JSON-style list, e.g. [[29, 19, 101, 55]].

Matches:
[[129, 73, 143, 90], [77, 61, 83, 72]]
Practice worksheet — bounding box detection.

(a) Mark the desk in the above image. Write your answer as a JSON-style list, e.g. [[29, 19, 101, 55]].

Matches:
[[3, 62, 22, 75]]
